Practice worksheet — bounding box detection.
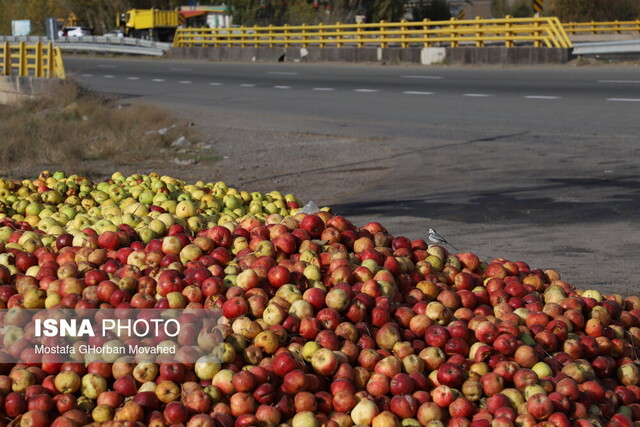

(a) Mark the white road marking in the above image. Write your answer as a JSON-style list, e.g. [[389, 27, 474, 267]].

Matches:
[[401, 75, 443, 79], [607, 98, 640, 102], [268, 71, 299, 75], [403, 91, 434, 95], [524, 95, 560, 100], [81, 73, 93, 77], [103, 75, 114, 78], [274, 85, 291, 89], [126, 77, 140, 80], [152, 79, 165, 82], [464, 93, 492, 97], [240, 84, 256, 87], [598, 80, 640, 84], [355, 89, 379, 93], [313, 87, 335, 91], [178, 81, 192, 84], [209, 82, 223, 86]]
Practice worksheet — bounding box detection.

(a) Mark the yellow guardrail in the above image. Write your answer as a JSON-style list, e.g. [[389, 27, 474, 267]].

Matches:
[[563, 20, 640, 35], [174, 17, 572, 49], [0, 42, 66, 79]]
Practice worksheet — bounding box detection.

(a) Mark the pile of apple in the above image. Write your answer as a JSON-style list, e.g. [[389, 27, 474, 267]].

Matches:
[[0, 171, 638, 427], [0, 170, 303, 250]]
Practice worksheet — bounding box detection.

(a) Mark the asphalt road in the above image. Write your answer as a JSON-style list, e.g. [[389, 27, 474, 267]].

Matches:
[[65, 57, 640, 295]]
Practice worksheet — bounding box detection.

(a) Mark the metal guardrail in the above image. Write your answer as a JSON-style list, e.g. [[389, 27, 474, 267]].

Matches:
[[173, 17, 572, 49], [58, 43, 166, 57], [0, 35, 170, 48], [0, 42, 65, 79], [0, 36, 171, 57], [58, 35, 172, 51], [572, 40, 640, 55], [563, 20, 640, 35]]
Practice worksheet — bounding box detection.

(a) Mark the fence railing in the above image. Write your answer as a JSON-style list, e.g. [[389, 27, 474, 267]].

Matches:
[[0, 42, 66, 79], [563, 20, 640, 35], [173, 17, 572, 49]]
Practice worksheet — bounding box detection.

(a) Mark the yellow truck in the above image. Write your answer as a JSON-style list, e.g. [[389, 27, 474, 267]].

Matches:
[[117, 9, 179, 42]]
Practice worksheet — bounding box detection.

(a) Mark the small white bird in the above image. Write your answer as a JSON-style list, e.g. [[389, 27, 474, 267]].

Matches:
[[428, 228, 459, 252]]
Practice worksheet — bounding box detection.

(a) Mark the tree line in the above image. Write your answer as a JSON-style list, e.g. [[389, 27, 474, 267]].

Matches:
[[0, 0, 183, 35], [0, 0, 637, 35]]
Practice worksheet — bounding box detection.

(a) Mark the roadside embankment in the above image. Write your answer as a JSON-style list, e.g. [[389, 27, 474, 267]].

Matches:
[[0, 76, 64, 105]]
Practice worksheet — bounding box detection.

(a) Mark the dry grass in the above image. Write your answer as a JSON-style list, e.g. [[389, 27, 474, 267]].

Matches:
[[0, 79, 199, 178]]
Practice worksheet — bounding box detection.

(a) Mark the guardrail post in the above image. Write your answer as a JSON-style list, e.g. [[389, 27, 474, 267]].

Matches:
[[532, 18, 542, 47], [18, 42, 27, 77], [54, 46, 65, 79], [337, 22, 343, 48], [317, 23, 325, 48], [356, 22, 363, 48], [174, 29, 183, 47], [301, 23, 308, 48], [1, 42, 9, 76], [504, 15, 513, 47], [252, 25, 259, 48], [378, 21, 387, 48], [475, 16, 483, 47], [400, 19, 408, 48], [422, 19, 431, 47], [45, 42, 53, 77], [35, 42, 43, 77], [268, 25, 275, 48], [449, 18, 458, 48], [240, 27, 247, 48], [283, 24, 290, 48]]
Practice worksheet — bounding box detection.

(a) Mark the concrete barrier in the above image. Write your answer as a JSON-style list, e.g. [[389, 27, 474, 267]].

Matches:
[[167, 46, 571, 65], [0, 76, 63, 105], [445, 47, 571, 65]]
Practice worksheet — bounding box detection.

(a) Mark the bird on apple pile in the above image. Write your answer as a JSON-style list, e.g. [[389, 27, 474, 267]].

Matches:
[[428, 228, 459, 253]]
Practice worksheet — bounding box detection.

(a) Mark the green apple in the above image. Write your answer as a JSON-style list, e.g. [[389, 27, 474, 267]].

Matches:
[[124, 203, 149, 217], [581, 289, 603, 302], [0, 226, 12, 242], [523, 384, 547, 400], [138, 227, 156, 244], [160, 200, 177, 214], [149, 219, 167, 236], [138, 190, 155, 205], [91, 190, 109, 204], [531, 361, 553, 379], [186, 216, 205, 233], [25, 202, 42, 216], [302, 341, 321, 362], [107, 186, 126, 203], [152, 192, 169, 206], [361, 258, 381, 274], [175, 200, 196, 218]]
